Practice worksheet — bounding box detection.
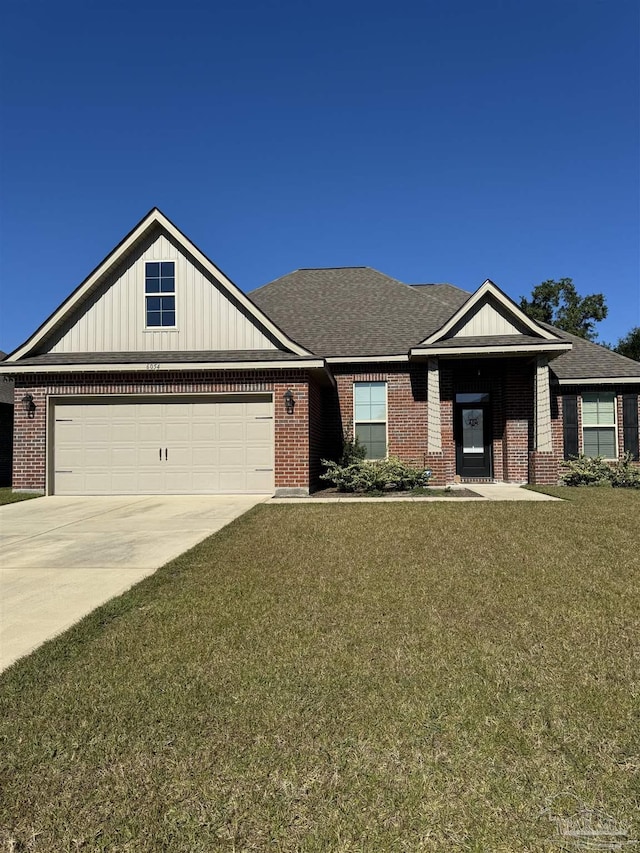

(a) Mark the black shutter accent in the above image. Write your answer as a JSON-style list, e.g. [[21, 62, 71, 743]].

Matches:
[[563, 394, 579, 459], [622, 394, 639, 460]]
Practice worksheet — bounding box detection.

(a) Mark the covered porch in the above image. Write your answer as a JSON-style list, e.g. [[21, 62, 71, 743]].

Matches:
[[420, 354, 560, 486]]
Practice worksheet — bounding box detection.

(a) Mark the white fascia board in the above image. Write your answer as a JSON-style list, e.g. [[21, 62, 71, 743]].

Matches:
[[418, 280, 558, 345], [556, 376, 640, 385], [8, 209, 313, 362], [2, 359, 327, 374], [325, 354, 409, 364], [410, 342, 572, 358]]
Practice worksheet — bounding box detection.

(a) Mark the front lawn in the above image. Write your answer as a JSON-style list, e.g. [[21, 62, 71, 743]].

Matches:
[[0, 488, 41, 506], [1, 489, 638, 851]]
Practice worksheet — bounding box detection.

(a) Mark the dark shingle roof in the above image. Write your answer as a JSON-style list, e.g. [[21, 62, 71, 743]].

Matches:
[[250, 268, 470, 357], [540, 326, 640, 380], [250, 269, 640, 381]]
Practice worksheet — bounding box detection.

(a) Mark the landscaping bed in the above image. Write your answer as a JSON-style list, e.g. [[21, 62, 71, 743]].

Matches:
[[308, 485, 481, 498]]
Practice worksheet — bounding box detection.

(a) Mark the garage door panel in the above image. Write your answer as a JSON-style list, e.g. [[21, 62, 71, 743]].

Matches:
[[84, 446, 111, 467], [246, 420, 273, 441], [246, 445, 273, 467], [217, 402, 248, 417], [192, 423, 215, 441], [218, 421, 247, 442], [110, 422, 139, 441], [53, 397, 274, 495]]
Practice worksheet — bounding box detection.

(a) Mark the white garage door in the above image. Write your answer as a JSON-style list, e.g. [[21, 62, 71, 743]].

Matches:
[[52, 395, 274, 495]]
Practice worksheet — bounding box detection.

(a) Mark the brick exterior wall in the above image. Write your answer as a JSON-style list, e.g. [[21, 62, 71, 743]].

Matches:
[[332, 363, 428, 466], [13, 370, 318, 494], [13, 366, 640, 493]]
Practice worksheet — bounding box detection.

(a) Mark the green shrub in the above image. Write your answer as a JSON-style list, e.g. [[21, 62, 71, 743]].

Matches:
[[339, 429, 367, 466], [320, 456, 432, 492], [561, 455, 612, 486], [609, 452, 640, 488], [561, 452, 640, 488]]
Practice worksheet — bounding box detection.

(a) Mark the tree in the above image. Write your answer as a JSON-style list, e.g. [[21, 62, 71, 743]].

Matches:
[[613, 326, 640, 361], [519, 278, 607, 341]]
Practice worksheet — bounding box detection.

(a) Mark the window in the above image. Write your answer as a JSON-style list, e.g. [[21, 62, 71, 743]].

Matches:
[[354, 381, 387, 459], [145, 262, 175, 327], [582, 392, 617, 458]]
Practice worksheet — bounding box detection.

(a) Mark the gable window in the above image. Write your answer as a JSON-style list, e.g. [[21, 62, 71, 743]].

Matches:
[[145, 262, 175, 327], [354, 381, 387, 459], [582, 392, 617, 458]]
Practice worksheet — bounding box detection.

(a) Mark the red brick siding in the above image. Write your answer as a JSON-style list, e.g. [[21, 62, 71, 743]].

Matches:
[[13, 370, 313, 492], [503, 365, 533, 483], [332, 364, 428, 466]]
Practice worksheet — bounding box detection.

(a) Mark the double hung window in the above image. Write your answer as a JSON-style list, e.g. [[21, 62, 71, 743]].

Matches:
[[582, 392, 616, 458], [354, 381, 387, 459], [145, 262, 175, 327]]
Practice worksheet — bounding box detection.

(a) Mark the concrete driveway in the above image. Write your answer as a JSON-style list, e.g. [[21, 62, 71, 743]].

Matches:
[[0, 494, 267, 671]]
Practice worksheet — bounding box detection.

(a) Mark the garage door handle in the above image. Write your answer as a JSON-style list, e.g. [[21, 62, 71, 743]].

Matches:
[[159, 448, 162, 461], [165, 448, 168, 461]]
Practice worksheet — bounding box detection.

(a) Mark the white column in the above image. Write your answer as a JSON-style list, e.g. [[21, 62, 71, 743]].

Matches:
[[427, 357, 442, 453], [535, 355, 553, 451]]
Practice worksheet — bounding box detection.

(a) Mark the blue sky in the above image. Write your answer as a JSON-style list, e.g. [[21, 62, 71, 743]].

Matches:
[[1, 0, 638, 354]]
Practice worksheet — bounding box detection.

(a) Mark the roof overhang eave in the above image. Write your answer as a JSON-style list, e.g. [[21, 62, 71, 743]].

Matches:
[[325, 354, 409, 364], [555, 375, 640, 386], [409, 342, 573, 359], [2, 357, 332, 379]]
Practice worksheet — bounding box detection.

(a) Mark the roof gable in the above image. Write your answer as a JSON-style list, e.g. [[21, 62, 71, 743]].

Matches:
[[8, 209, 312, 361], [416, 280, 559, 346]]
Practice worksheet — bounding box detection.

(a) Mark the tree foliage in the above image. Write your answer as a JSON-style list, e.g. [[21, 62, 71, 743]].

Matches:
[[519, 278, 607, 341], [613, 326, 640, 361]]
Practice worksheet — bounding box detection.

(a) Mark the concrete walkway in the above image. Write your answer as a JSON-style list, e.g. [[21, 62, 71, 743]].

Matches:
[[271, 484, 562, 503], [0, 495, 267, 671]]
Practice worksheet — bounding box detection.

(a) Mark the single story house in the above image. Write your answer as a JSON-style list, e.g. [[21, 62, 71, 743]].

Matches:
[[4, 209, 639, 495]]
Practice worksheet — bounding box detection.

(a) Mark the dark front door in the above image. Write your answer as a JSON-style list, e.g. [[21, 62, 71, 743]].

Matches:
[[455, 394, 492, 478]]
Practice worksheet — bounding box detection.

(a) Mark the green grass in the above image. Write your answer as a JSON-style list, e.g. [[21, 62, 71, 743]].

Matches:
[[1, 489, 638, 851], [0, 488, 41, 505]]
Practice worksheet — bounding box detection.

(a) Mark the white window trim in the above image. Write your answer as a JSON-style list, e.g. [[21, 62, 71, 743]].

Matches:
[[144, 260, 177, 330], [581, 392, 618, 459], [353, 381, 388, 460]]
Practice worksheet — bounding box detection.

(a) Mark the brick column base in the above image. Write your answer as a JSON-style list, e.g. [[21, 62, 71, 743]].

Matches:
[[529, 451, 559, 485], [425, 453, 447, 486]]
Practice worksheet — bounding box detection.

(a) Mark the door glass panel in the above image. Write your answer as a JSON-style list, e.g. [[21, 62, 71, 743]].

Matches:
[[456, 393, 490, 404], [462, 408, 484, 453]]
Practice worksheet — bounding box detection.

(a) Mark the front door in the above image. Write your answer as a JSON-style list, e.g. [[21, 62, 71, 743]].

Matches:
[[455, 393, 492, 478]]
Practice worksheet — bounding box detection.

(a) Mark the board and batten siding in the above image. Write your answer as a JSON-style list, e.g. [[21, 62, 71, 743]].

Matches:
[[46, 230, 278, 353], [450, 299, 524, 338]]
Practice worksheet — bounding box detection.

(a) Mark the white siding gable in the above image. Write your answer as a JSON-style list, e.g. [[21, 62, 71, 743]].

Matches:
[[445, 297, 528, 338], [43, 228, 279, 354]]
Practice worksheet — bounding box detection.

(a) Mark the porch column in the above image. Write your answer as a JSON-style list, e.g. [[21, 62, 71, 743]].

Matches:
[[427, 357, 442, 452], [535, 356, 553, 451]]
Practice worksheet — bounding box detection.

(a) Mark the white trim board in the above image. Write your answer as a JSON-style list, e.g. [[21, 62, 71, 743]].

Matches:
[[556, 376, 640, 385], [2, 359, 327, 374], [410, 343, 572, 358]]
